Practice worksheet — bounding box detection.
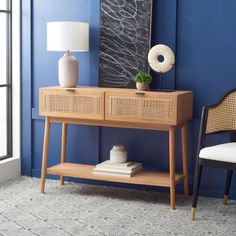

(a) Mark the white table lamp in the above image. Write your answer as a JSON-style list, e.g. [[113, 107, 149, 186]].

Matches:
[[47, 21, 89, 87]]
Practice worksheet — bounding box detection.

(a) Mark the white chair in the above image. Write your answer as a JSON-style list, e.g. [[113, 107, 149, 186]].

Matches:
[[191, 89, 236, 220]]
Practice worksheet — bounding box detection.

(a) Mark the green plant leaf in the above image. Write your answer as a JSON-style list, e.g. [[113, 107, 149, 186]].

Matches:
[[135, 73, 152, 84]]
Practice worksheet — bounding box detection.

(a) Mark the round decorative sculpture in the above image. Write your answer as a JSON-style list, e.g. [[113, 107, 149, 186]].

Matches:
[[148, 44, 175, 73]]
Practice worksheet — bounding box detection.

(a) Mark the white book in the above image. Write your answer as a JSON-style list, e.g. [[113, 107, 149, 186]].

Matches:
[[95, 162, 142, 173], [93, 168, 142, 178], [93, 166, 143, 174], [103, 160, 133, 168]]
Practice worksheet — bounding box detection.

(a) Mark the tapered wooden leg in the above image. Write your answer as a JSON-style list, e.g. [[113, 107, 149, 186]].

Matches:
[[169, 126, 176, 210], [224, 170, 233, 205], [182, 122, 189, 199], [191, 162, 203, 220], [60, 123, 67, 185], [40, 117, 51, 194]]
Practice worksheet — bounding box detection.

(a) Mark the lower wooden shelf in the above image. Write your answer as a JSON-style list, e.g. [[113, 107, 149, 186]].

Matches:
[[47, 163, 185, 187]]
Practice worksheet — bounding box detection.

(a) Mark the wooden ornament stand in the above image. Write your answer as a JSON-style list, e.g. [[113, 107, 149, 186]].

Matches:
[[39, 86, 193, 210]]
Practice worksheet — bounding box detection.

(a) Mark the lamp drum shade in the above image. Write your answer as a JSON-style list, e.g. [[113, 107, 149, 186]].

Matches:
[[47, 22, 89, 52]]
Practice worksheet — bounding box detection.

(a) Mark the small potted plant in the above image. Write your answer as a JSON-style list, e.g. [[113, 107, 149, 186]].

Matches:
[[135, 73, 152, 91]]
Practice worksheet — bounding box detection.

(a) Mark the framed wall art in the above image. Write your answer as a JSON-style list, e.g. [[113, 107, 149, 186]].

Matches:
[[98, 0, 153, 88]]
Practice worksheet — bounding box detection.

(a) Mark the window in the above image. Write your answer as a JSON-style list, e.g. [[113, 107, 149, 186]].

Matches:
[[0, 0, 12, 160]]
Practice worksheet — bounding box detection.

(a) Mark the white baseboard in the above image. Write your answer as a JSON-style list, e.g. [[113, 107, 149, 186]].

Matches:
[[0, 157, 21, 184]]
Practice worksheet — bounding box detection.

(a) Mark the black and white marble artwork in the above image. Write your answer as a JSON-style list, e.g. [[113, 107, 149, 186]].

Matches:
[[98, 0, 153, 88]]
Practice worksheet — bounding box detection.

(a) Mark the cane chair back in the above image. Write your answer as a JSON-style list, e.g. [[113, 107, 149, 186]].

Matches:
[[206, 90, 236, 134]]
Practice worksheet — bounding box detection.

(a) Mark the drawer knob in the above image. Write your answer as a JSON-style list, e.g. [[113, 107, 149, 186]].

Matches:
[[135, 92, 145, 95], [66, 89, 75, 92]]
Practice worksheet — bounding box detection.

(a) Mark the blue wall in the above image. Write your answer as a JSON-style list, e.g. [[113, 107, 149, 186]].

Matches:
[[21, 0, 236, 199]]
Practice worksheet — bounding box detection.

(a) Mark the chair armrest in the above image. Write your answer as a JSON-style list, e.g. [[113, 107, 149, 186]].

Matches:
[[197, 107, 208, 155]]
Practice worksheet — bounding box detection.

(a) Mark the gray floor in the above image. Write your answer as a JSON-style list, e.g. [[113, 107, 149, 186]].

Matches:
[[0, 177, 235, 236]]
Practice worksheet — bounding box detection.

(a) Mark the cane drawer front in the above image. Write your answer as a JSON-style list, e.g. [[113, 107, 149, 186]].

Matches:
[[39, 88, 104, 120], [105, 91, 177, 125]]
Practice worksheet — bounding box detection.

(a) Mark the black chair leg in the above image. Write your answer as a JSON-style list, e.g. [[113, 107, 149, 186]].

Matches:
[[191, 162, 203, 221], [223, 170, 233, 205]]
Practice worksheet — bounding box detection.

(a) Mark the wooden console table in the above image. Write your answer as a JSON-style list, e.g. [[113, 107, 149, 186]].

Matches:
[[39, 86, 193, 209]]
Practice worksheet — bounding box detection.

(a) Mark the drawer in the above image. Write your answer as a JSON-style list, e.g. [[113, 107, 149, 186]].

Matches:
[[39, 88, 105, 120], [105, 91, 177, 125]]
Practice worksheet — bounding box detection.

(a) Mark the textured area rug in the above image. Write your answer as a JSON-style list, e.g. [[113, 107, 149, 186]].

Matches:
[[0, 177, 235, 236]]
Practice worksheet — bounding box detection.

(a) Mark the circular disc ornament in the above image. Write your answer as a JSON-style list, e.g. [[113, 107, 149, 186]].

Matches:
[[148, 44, 175, 73]]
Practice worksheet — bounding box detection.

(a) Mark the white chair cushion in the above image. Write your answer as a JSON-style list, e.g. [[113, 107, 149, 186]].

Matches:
[[199, 142, 236, 163]]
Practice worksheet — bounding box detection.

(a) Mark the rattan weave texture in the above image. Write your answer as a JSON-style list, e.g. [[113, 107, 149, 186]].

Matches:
[[109, 96, 173, 121], [206, 92, 236, 134], [43, 94, 101, 115]]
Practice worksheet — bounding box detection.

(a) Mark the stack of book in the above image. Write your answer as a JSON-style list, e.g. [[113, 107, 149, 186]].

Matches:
[[93, 160, 143, 177]]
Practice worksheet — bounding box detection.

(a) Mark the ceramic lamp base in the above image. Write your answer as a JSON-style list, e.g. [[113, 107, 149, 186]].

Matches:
[[58, 53, 78, 88]]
